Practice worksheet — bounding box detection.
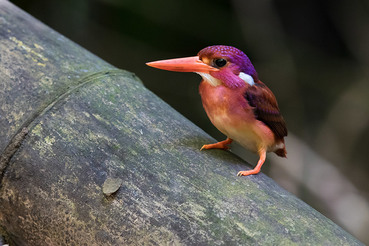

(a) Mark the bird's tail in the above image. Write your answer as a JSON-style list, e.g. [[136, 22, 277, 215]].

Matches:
[[274, 140, 287, 157], [274, 147, 287, 157]]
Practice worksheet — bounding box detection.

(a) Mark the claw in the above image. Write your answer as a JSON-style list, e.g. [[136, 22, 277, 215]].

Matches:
[[237, 170, 259, 176], [200, 138, 233, 151]]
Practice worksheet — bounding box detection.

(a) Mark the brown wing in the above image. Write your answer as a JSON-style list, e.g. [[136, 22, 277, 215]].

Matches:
[[244, 81, 287, 139]]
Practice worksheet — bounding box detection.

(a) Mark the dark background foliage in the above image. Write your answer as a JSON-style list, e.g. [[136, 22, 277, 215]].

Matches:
[[10, 0, 369, 243]]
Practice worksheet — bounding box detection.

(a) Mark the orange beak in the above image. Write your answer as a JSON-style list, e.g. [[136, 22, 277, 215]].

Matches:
[[146, 56, 218, 73]]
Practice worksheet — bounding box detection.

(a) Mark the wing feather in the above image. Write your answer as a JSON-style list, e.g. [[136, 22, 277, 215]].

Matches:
[[244, 82, 287, 139]]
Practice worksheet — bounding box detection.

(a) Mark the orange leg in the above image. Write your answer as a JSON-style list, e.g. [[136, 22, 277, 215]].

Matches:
[[237, 149, 266, 176], [200, 138, 233, 151]]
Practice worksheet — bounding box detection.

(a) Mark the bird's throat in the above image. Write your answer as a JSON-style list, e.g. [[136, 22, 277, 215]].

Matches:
[[196, 72, 222, 87]]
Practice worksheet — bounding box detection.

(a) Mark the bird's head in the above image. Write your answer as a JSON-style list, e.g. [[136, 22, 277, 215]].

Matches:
[[146, 45, 258, 88]]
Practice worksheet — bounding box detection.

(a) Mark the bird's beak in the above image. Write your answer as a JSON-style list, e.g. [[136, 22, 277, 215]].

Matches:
[[146, 56, 218, 73]]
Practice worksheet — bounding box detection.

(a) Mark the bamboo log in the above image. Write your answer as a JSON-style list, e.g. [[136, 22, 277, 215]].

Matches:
[[0, 1, 363, 245]]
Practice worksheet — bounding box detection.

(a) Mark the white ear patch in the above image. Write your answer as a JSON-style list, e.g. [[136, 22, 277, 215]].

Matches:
[[196, 72, 222, 86], [239, 72, 255, 86]]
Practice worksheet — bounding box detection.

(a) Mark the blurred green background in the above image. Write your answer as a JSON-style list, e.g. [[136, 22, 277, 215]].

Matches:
[[10, 0, 369, 243]]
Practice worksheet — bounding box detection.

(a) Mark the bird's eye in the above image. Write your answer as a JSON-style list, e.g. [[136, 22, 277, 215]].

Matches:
[[214, 58, 227, 68]]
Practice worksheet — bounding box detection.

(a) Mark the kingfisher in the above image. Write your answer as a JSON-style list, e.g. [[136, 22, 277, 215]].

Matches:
[[146, 45, 287, 176]]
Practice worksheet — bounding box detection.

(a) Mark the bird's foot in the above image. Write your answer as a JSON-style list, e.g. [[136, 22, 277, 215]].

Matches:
[[237, 169, 261, 176], [237, 150, 266, 177], [200, 138, 233, 151]]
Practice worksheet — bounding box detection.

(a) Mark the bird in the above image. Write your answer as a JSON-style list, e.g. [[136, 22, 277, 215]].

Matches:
[[146, 45, 287, 176]]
